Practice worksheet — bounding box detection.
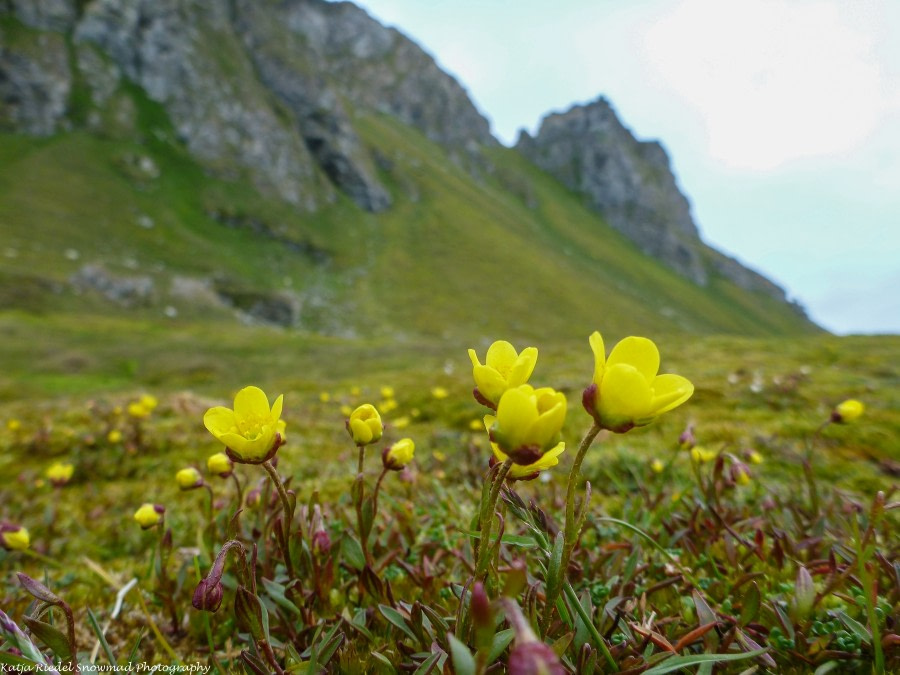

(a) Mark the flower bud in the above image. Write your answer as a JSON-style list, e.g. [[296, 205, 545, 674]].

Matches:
[[731, 462, 752, 486], [107, 429, 123, 444], [0, 523, 30, 551], [382, 438, 415, 471], [245, 486, 262, 508], [192, 577, 224, 612], [690, 446, 717, 464], [134, 503, 164, 529], [45, 461, 74, 487], [347, 404, 383, 446], [312, 528, 331, 556], [831, 399, 864, 424], [508, 642, 566, 675], [175, 467, 204, 490], [207, 452, 234, 478], [678, 423, 696, 449]]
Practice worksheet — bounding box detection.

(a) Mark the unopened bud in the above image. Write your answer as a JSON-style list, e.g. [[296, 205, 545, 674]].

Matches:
[[192, 577, 224, 612]]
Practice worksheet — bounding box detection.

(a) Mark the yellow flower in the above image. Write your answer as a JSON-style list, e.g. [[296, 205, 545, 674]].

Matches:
[[207, 452, 234, 477], [139, 394, 158, 412], [383, 438, 415, 470], [319, 391, 331, 403], [107, 429, 123, 444], [276, 419, 287, 443], [469, 419, 483, 431], [45, 461, 74, 487], [350, 386, 361, 396], [690, 446, 717, 463], [340, 404, 353, 417], [380, 386, 395, 399], [133, 503, 164, 529], [203, 386, 284, 463], [127, 402, 150, 419], [347, 404, 383, 446], [733, 463, 752, 486], [468, 340, 538, 409], [485, 384, 566, 471], [747, 450, 764, 465], [6, 419, 21, 432], [176, 467, 203, 490], [832, 399, 864, 424], [380, 398, 399, 413], [490, 439, 566, 481], [431, 386, 449, 399], [393, 415, 411, 429], [650, 459, 664, 474], [433, 450, 446, 462], [0, 524, 29, 550], [584, 332, 693, 433]]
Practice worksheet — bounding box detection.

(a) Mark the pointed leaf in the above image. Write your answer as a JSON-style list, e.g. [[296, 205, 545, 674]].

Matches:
[[487, 628, 515, 664], [22, 617, 71, 661], [341, 534, 366, 571], [641, 649, 768, 674], [448, 633, 476, 675], [379, 604, 418, 643], [17, 574, 61, 605], [739, 582, 760, 626]]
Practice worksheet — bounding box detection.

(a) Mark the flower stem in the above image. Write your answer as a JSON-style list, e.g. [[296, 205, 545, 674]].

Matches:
[[475, 459, 513, 580], [262, 460, 295, 578], [542, 423, 600, 636], [231, 473, 244, 509]]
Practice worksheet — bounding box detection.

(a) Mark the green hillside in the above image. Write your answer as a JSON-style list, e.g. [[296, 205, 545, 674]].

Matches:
[[1, 86, 815, 356]]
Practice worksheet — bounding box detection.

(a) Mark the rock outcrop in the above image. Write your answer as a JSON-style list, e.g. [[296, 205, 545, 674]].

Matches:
[[0, 0, 494, 211], [516, 97, 791, 301]]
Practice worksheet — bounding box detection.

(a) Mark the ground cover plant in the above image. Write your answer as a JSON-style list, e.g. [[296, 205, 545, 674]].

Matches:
[[1, 327, 898, 673]]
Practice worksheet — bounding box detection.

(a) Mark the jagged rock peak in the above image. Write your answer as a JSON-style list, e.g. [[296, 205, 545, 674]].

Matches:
[[517, 96, 709, 285]]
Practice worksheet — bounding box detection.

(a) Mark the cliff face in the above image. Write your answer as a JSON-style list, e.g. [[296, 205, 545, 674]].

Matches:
[[0, 0, 493, 211], [516, 97, 790, 301], [1, 0, 802, 316]]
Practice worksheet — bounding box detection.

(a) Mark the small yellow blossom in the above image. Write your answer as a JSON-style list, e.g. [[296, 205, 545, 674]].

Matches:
[[832, 399, 864, 424], [393, 415, 410, 429], [347, 404, 383, 446], [380, 399, 398, 413], [733, 464, 752, 485], [45, 461, 74, 487], [748, 450, 764, 465], [127, 402, 150, 419], [431, 386, 449, 399], [340, 404, 353, 417], [133, 503, 164, 529], [585, 332, 693, 433], [0, 525, 30, 551], [6, 419, 21, 432], [107, 429, 123, 444], [380, 386, 395, 399], [319, 392, 331, 403], [139, 394, 158, 411], [469, 419, 483, 431], [650, 459, 664, 474], [204, 386, 284, 463], [207, 452, 233, 477], [468, 340, 538, 409], [432, 450, 446, 462], [487, 385, 567, 464], [383, 438, 415, 470], [175, 467, 203, 490], [350, 386, 361, 396], [690, 446, 717, 463]]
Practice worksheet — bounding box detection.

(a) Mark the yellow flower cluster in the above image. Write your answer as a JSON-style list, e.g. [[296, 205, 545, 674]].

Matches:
[[45, 461, 74, 487], [127, 394, 158, 419]]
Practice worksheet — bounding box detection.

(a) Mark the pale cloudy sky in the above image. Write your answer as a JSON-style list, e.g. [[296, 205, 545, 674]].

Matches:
[[347, 0, 900, 334]]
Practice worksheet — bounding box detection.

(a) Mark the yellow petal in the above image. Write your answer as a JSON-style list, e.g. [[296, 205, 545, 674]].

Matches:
[[649, 374, 694, 415], [607, 337, 660, 381], [507, 347, 538, 387], [234, 386, 271, 420], [496, 386, 538, 449], [468, 348, 482, 368], [204, 407, 236, 436], [473, 364, 510, 403], [271, 394, 284, 422], [525, 399, 567, 450], [509, 441, 566, 479], [350, 418, 373, 445], [599, 363, 653, 421], [485, 340, 518, 376], [589, 331, 606, 384]]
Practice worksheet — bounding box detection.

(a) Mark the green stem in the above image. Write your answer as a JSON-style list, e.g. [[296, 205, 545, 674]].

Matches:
[[851, 515, 885, 673], [262, 460, 295, 578], [475, 459, 513, 580], [563, 582, 617, 671], [543, 424, 600, 635], [231, 473, 243, 509]]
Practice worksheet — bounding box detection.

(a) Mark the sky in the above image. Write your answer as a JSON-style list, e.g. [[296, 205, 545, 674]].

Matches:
[[344, 0, 900, 335]]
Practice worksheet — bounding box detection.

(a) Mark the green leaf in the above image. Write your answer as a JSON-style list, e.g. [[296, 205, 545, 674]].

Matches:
[[447, 633, 476, 675], [487, 628, 515, 663], [341, 534, 366, 571], [545, 531, 565, 610], [234, 586, 265, 642], [379, 604, 418, 643], [739, 582, 760, 626], [836, 610, 871, 644], [412, 651, 441, 675], [22, 616, 71, 661], [261, 578, 303, 617], [86, 607, 117, 665], [126, 627, 145, 667], [641, 649, 768, 674], [499, 534, 538, 548]]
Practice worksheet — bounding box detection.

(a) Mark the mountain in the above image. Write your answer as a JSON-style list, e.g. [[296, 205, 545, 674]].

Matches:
[[0, 0, 817, 342]]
